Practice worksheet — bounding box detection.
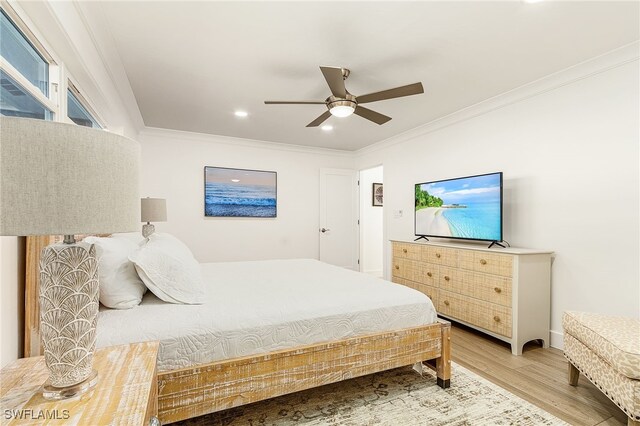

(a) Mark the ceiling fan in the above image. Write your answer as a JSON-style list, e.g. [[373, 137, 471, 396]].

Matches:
[[264, 66, 424, 127]]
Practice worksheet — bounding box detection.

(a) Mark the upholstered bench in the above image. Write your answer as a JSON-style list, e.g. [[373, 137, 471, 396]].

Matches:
[[563, 311, 640, 426]]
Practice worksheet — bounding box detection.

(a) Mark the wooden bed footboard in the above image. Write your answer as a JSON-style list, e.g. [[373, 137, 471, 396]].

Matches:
[[157, 320, 451, 424]]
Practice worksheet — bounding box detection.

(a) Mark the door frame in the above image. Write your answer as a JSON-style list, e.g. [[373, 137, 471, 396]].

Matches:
[[358, 164, 384, 277]]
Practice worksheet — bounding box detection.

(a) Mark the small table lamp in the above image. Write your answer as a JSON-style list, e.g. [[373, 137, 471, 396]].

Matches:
[[0, 117, 139, 399], [141, 197, 167, 237]]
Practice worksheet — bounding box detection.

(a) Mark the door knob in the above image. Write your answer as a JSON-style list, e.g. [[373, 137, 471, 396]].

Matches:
[[320, 228, 331, 233]]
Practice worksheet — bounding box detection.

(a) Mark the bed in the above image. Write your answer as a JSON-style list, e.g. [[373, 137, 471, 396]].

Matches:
[[24, 236, 451, 424]]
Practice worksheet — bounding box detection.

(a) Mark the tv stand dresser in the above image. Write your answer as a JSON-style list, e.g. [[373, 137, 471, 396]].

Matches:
[[391, 240, 553, 355]]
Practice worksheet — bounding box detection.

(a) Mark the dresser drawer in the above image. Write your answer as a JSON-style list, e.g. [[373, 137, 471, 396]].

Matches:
[[440, 267, 512, 307], [392, 257, 421, 282], [438, 290, 512, 337], [421, 262, 439, 287], [392, 277, 438, 307], [422, 246, 458, 267], [459, 251, 513, 277], [392, 242, 421, 260]]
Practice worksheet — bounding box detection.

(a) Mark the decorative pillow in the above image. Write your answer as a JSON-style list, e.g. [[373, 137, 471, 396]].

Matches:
[[128, 233, 205, 304], [83, 236, 147, 309]]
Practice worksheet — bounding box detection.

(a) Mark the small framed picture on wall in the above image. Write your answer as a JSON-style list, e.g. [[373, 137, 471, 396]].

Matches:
[[372, 183, 383, 207]]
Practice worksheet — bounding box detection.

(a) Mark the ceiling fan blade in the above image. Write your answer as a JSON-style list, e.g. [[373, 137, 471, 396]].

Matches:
[[320, 66, 347, 98], [265, 101, 326, 105], [354, 106, 392, 125], [357, 82, 424, 104], [306, 110, 332, 127]]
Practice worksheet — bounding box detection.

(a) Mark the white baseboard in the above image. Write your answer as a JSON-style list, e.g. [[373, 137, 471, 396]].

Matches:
[[550, 330, 564, 350]]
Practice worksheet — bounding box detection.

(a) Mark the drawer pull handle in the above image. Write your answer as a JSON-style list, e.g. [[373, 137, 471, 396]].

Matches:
[[444, 275, 450, 281], [426, 272, 432, 277], [444, 300, 450, 306], [436, 253, 441, 258], [395, 265, 399, 270], [493, 315, 501, 323], [480, 259, 487, 265], [494, 287, 502, 293], [403, 248, 407, 253]]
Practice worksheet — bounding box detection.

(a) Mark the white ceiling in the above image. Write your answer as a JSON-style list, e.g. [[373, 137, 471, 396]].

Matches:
[[92, 1, 639, 151]]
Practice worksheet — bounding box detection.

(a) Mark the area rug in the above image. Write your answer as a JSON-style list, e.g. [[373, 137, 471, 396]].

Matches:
[[176, 362, 567, 425]]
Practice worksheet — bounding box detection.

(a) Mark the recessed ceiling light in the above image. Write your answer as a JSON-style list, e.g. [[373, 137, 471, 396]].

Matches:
[[321, 125, 333, 131], [231, 179, 240, 183], [234, 111, 248, 117]]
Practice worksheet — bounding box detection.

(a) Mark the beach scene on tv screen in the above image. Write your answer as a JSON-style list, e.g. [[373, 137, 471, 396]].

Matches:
[[415, 174, 501, 241], [205, 167, 276, 217]]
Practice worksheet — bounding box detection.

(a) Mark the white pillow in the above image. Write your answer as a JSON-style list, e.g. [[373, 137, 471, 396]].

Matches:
[[111, 232, 146, 245], [83, 236, 147, 309], [128, 233, 205, 304]]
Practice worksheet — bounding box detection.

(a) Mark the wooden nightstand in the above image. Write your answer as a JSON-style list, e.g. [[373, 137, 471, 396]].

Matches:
[[1, 341, 159, 425]]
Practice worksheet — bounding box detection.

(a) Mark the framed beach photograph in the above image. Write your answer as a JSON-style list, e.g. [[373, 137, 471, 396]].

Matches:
[[204, 166, 277, 217], [372, 183, 383, 207]]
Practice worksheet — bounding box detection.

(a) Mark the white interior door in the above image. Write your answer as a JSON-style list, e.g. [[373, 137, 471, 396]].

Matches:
[[319, 168, 359, 270]]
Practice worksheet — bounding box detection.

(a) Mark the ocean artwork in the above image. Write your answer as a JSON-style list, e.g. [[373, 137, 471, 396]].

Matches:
[[204, 167, 277, 217], [415, 173, 501, 241]]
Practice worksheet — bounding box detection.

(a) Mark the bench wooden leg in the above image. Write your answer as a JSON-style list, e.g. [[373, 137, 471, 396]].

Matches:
[[568, 362, 579, 386]]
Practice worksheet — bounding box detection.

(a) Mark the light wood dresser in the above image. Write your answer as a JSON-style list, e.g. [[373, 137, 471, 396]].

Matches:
[[0, 341, 159, 425], [391, 240, 553, 355]]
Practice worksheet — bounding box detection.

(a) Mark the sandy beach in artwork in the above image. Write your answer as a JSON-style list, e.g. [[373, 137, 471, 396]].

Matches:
[[416, 207, 452, 236]]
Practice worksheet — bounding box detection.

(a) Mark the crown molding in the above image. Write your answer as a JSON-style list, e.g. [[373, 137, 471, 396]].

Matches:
[[356, 41, 640, 158], [140, 126, 354, 158]]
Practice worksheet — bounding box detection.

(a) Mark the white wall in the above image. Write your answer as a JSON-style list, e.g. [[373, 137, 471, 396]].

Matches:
[[356, 55, 640, 347], [138, 128, 354, 263], [359, 166, 384, 277]]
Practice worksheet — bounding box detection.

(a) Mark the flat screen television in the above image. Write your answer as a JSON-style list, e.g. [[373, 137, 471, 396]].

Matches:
[[415, 172, 503, 243]]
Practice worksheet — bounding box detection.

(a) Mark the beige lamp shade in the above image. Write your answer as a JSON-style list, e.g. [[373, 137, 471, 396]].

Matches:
[[141, 198, 167, 222], [0, 117, 140, 236]]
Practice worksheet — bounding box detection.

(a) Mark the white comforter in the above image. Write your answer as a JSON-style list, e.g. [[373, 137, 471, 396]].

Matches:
[[97, 259, 437, 371]]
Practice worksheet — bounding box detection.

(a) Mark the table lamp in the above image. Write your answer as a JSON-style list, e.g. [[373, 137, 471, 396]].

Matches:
[[0, 117, 139, 399], [141, 197, 167, 238]]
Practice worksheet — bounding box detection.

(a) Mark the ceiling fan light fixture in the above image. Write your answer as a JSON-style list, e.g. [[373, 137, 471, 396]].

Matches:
[[329, 104, 355, 118], [327, 95, 357, 118]]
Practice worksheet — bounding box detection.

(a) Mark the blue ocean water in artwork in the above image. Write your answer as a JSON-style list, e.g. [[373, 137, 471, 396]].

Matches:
[[443, 202, 501, 240], [205, 183, 276, 217]]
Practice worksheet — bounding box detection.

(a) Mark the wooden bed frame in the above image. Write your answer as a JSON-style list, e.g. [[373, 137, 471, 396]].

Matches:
[[24, 236, 452, 424]]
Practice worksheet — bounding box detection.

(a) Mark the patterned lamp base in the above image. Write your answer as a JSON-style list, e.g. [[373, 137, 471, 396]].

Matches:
[[142, 223, 155, 238], [39, 241, 99, 399]]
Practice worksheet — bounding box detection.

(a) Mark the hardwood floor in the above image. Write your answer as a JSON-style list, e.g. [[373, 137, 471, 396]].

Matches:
[[450, 323, 628, 426]]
